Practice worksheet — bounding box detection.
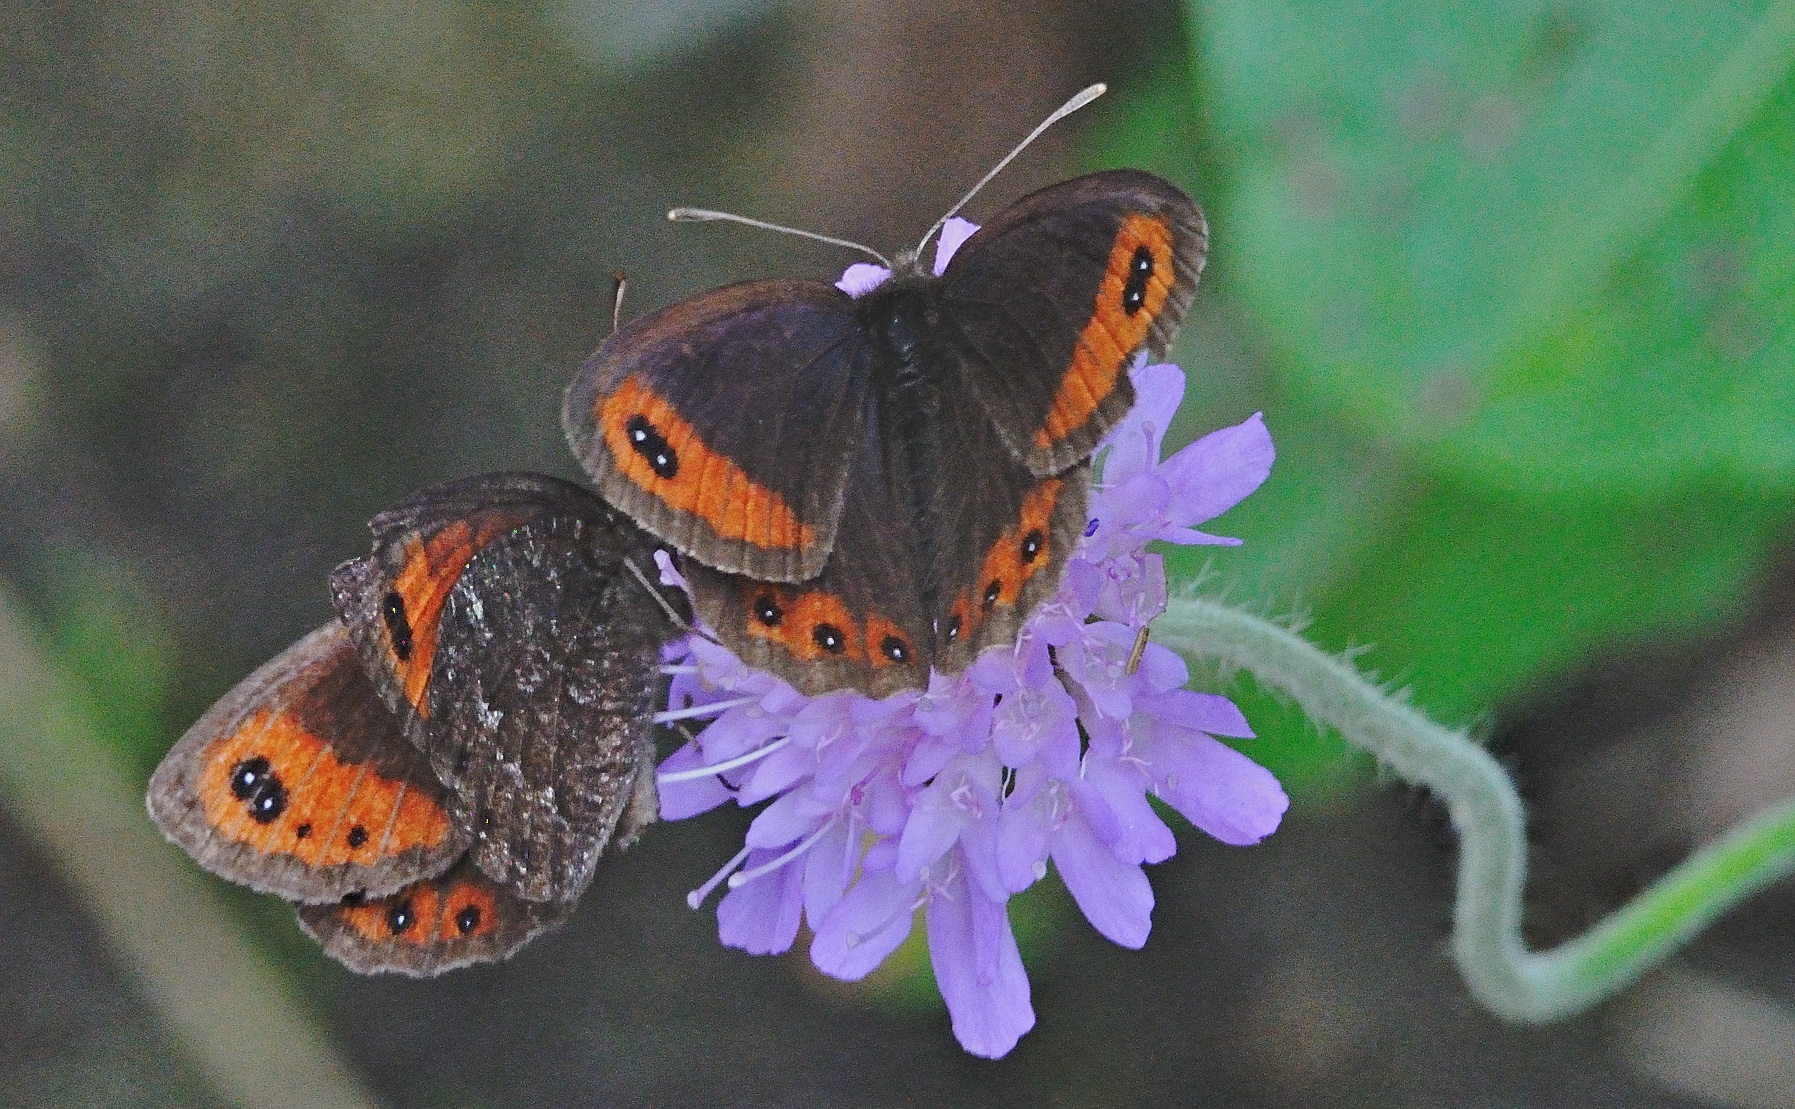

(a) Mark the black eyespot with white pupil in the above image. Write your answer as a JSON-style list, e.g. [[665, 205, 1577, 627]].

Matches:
[[982, 581, 1002, 612], [1122, 246, 1154, 315], [381, 591, 413, 661], [812, 623, 846, 654], [1020, 530, 1044, 564], [455, 905, 482, 934], [946, 616, 962, 643], [753, 593, 784, 627], [881, 636, 908, 663], [625, 415, 679, 479], [387, 898, 415, 935], [229, 756, 287, 824]]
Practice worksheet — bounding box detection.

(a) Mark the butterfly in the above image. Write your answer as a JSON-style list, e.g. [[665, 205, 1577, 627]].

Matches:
[[563, 168, 1207, 697], [148, 473, 689, 975]]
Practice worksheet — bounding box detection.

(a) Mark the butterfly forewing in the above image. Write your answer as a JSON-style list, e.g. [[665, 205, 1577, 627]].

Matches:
[[147, 624, 468, 903], [939, 169, 1207, 475], [564, 279, 875, 583]]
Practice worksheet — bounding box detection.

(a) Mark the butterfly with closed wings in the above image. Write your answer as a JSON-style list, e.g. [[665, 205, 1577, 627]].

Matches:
[[148, 473, 688, 974]]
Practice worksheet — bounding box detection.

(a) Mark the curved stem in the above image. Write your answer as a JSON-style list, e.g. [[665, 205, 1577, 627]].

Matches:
[[1156, 597, 1795, 1022]]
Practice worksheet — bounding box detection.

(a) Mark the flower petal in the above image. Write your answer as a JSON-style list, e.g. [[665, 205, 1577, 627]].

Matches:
[[1160, 412, 1274, 526], [717, 851, 804, 955], [811, 867, 918, 981], [927, 867, 1033, 1058], [1050, 808, 1154, 948], [1157, 732, 1289, 846], [836, 263, 891, 297], [933, 217, 980, 273]]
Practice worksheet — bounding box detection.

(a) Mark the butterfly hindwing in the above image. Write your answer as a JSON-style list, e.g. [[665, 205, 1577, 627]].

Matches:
[[421, 507, 672, 902], [147, 623, 468, 903], [939, 168, 1206, 475], [564, 280, 874, 583], [683, 399, 933, 697], [296, 857, 571, 976]]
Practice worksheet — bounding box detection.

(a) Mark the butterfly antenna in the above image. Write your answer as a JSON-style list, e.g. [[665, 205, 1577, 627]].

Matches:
[[610, 270, 628, 333], [914, 82, 1108, 259], [667, 208, 893, 269]]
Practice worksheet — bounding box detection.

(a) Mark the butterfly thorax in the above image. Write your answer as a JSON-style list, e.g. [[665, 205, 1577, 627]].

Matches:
[[854, 274, 954, 616]]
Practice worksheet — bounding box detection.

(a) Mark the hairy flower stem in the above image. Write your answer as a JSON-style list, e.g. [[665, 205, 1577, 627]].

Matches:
[[1157, 596, 1795, 1022]]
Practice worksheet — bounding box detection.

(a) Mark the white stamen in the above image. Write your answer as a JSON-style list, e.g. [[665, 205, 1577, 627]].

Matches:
[[726, 819, 839, 890], [654, 695, 757, 725], [656, 736, 792, 784], [686, 844, 753, 910]]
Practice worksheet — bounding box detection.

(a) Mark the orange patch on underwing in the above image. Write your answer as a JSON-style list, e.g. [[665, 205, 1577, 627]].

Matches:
[[1035, 214, 1176, 450], [197, 710, 455, 866], [949, 590, 976, 639], [388, 513, 524, 715], [599, 375, 815, 553], [336, 875, 500, 945]]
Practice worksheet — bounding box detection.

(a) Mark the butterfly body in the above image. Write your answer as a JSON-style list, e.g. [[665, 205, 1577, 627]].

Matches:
[[566, 169, 1207, 696]]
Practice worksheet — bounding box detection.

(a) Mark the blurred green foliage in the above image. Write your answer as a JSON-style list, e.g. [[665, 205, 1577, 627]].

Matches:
[[1109, 1, 1795, 791]]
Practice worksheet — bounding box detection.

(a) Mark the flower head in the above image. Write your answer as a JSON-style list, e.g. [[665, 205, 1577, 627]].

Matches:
[[655, 229, 1284, 1058]]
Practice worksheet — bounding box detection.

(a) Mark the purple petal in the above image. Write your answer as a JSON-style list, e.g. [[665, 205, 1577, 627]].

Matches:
[[1050, 808, 1154, 948], [837, 263, 891, 297], [1076, 760, 1176, 866], [1093, 552, 1167, 627], [655, 744, 735, 820], [811, 867, 919, 980], [1160, 412, 1274, 526], [1156, 732, 1289, 846], [990, 680, 1080, 776], [1100, 359, 1181, 484], [744, 790, 828, 848], [717, 851, 804, 955], [802, 818, 858, 924], [1137, 689, 1255, 738], [1133, 641, 1189, 694], [926, 867, 1033, 1058], [933, 217, 980, 274], [994, 776, 1053, 894], [736, 740, 813, 802]]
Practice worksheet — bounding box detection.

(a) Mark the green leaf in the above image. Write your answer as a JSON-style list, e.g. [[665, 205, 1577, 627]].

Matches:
[[1197, 0, 1795, 494]]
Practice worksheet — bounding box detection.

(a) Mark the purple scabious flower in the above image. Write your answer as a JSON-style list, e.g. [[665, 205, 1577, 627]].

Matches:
[[654, 221, 1285, 1059]]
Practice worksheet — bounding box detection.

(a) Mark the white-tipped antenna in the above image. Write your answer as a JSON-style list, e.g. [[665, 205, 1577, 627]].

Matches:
[[913, 82, 1108, 260], [609, 270, 628, 333], [667, 207, 893, 269]]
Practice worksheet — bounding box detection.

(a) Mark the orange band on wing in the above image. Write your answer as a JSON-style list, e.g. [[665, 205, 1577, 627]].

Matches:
[[336, 875, 500, 944], [599, 375, 815, 553], [199, 709, 455, 865], [976, 479, 1064, 615], [389, 513, 525, 715], [743, 585, 862, 663], [1034, 214, 1176, 450]]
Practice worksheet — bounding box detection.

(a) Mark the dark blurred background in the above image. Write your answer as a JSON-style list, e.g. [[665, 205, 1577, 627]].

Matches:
[[2, 1, 1793, 1105]]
